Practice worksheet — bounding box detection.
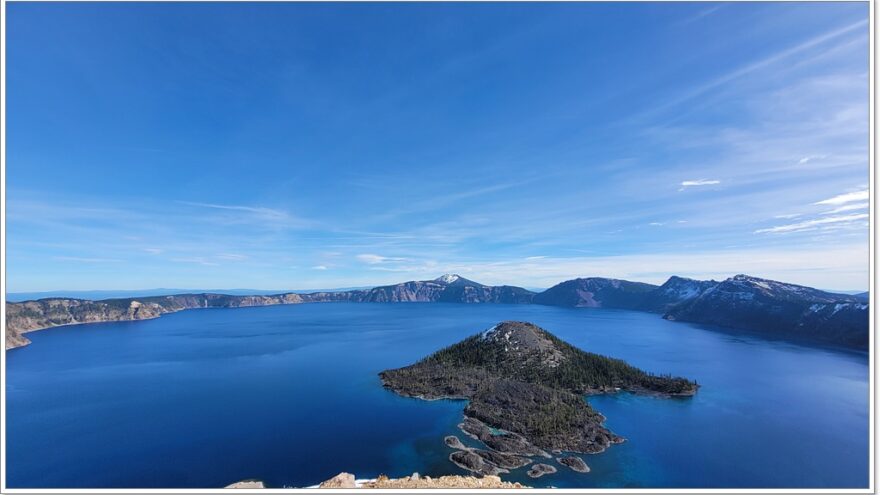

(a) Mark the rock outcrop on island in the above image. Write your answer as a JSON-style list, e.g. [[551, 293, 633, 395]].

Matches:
[[557, 455, 590, 473], [380, 321, 697, 476], [663, 274, 869, 349]]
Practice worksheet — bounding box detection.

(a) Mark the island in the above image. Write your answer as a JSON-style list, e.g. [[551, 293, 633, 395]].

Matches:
[[380, 321, 698, 477]]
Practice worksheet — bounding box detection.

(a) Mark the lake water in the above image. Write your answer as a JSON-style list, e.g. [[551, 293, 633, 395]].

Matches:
[[5, 303, 869, 488]]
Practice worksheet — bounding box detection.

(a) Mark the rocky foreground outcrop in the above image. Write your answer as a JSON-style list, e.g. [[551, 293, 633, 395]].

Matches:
[[317, 472, 527, 489], [225, 472, 528, 489], [225, 480, 266, 488]]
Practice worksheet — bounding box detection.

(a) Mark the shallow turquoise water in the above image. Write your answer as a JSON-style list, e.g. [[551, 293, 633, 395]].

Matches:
[[6, 303, 869, 488]]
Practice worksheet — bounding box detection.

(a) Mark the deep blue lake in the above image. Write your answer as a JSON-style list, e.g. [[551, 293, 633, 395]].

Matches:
[[6, 303, 869, 488]]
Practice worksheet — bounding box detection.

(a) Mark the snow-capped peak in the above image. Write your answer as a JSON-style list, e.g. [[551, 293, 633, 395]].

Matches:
[[435, 274, 460, 284]]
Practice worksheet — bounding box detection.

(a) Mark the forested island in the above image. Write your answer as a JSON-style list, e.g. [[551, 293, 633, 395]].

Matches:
[[380, 321, 697, 476]]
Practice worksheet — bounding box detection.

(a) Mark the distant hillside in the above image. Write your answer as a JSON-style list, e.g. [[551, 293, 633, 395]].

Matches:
[[532, 278, 657, 309], [4, 275, 534, 349], [637, 276, 719, 313], [358, 275, 535, 304], [6, 286, 373, 302], [664, 275, 869, 349]]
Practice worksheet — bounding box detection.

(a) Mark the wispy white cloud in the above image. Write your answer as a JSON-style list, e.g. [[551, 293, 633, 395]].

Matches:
[[178, 201, 286, 217], [676, 4, 725, 25], [52, 256, 123, 263], [170, 257, 219, 266], [799, 154, 828, 164], [177, 200, 313, 229], [216, 253, 248, 261], [636, 19, 868, 121], [312, 265, 328, 270], [356, 253, 409, 264], [823, 202, 869, 214], [814, 189, 869, 205], [774, 214, 802, 219], [754, 213, 868, 234], [679, 179, 720, 191], [143, 248, 163, 255]]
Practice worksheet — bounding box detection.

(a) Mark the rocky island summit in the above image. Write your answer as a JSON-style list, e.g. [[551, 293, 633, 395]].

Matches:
[[380, 321, 697, 477]]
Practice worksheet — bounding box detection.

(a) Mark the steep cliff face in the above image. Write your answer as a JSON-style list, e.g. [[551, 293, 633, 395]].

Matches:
[[4, 294, 309, 349], [532, 278, 657, 309], [6, 298, 172, 349], [349, 275, 535, 304], [664, 275, 868, 348], [359, 281, 447, 302]]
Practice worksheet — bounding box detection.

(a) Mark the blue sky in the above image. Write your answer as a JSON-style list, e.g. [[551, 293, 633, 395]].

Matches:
[[6, 2, 870, 292]]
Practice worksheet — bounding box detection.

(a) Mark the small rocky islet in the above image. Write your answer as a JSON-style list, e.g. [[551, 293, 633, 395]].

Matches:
[[557, 455, 591, 473], [527, 463, 558, 479], [380, 321, 698, 479]]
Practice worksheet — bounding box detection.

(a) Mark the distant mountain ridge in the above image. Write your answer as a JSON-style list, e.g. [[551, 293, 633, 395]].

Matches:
[[5, 286, 374, 302], [5, 273, 869, 351], [663, 274, 869, 349]]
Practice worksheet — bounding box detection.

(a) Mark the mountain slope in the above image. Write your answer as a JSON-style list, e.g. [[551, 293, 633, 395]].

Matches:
[[638, 276, 719, 313], [664, 274, 869, 348], [532, 277, 657, 309], [360, 275, 534, 303]]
